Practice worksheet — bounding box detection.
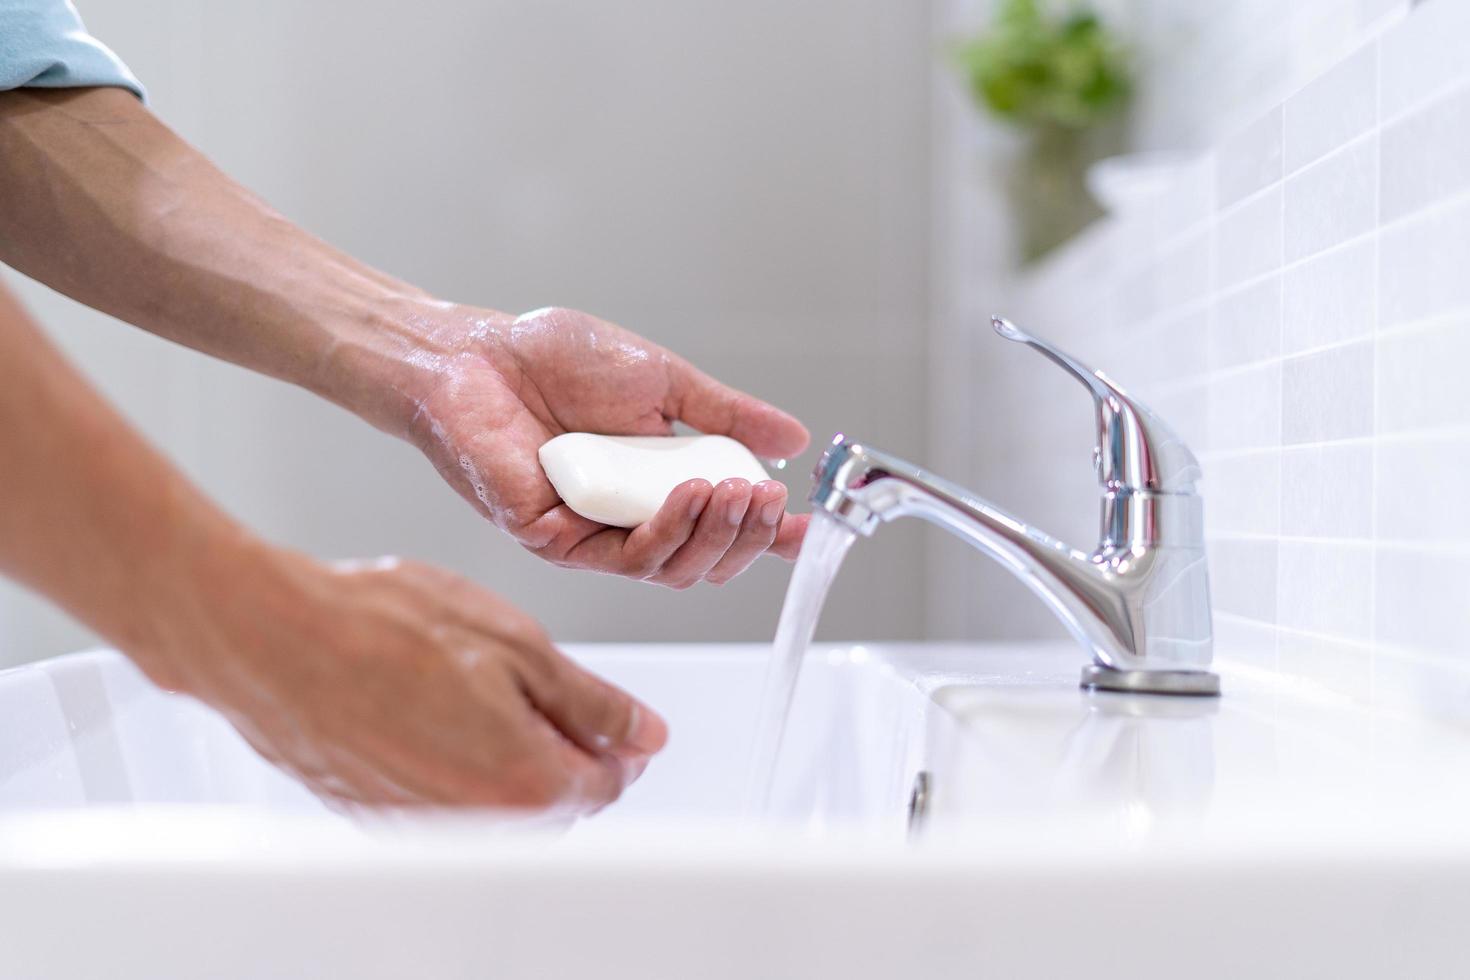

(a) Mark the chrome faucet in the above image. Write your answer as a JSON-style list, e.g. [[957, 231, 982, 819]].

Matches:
[[810, 316, 1218, 696]]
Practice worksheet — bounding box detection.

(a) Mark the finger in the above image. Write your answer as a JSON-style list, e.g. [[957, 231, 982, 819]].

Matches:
[[507, 700, 640, 813], [479, 718, 629, 812], [623, 754, 651, 785], [547, 480, 710, 577], [650, 478, 751, 588], [668, 359, 810, 459], [551, 739, 632, 814], [513, 641, 669, 759], [705, 481, 787, 584], [567, 668, 668, 758], [769, 512, 811, 560], [616, 479, 712, 577]]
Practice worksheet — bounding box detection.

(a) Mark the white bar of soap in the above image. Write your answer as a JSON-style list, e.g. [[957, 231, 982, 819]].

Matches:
[[538, 434, 772, 528]]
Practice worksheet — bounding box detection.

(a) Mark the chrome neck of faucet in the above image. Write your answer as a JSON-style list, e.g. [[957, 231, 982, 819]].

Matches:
[[809, 317, 1218, 697]]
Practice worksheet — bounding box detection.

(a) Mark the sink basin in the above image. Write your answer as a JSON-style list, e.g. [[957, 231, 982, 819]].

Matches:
[[3, 642, 1470, 979], [0, 644, 942, 834]]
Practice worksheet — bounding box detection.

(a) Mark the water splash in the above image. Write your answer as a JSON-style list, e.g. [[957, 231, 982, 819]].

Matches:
[[742, 511, 857, 816]]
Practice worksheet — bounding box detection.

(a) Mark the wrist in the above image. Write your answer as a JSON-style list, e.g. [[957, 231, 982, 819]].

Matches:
[[302, 293, 465, 441], [118, 515, 295, 696], [311, 294, 524, 450]]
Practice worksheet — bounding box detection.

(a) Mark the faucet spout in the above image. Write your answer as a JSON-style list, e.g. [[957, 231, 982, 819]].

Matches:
[[811, 435, 1217, 696], [808, 316, 1217, 695]]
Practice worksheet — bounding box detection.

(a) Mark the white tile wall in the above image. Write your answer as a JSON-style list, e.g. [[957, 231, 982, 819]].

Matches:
[[987, 0, 1470, 713], [1217, 107, 1284, 206], [1216, 186, 1284, 288], [1281, 340, 1374, 444], [1282, 240, 1375, 352], [1378, 0, 1470, 117], [1375, 317, 1470, 431], [1283, 134, 1377, 262], [1375, 437, 1470, 543], [1380, 84, 1470, 222], [1211, 276, 1282, 369], [1094, 0, 1412, 153], [1283, 43, 1377, 173], [1281, 443, 1372, 538]]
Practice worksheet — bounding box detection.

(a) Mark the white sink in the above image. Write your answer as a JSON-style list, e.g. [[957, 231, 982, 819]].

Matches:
[[3, 642, 1470, 979], [0, 645, 940, 834]]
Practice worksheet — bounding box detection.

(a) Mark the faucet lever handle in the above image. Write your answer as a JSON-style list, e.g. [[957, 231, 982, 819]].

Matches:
[[990, 316, 1201, 493]]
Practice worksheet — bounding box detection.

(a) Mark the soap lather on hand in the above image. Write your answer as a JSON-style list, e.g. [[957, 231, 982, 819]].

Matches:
[[539, 434, 773, 528]]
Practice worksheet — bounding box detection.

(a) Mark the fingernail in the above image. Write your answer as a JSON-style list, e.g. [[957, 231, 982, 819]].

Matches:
[[726, 498, 747, 525], [617, 755, 649, 789], [760, 499, 784, 527], [689, 495, 707, 520], [625, 703, 669, 754]]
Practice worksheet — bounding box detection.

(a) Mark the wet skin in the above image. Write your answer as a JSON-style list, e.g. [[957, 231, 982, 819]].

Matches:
[[407, 305, 809, 587]]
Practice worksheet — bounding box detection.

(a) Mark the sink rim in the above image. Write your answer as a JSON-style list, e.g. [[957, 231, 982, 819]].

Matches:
[[8, 641, 1470, 868]]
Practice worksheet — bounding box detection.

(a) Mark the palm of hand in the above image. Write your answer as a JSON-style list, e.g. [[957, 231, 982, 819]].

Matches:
[[411, 307, 809, 584]]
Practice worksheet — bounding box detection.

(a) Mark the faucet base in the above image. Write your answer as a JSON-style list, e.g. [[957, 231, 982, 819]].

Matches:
[[1080, 664, 1221, 697]]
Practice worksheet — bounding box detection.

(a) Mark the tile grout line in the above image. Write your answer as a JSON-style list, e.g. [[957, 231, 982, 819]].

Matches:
[[1369, 38, 1384, 707], [1273, 98, 1286, 674], [1280, 125, 1378, 186], [1216, 611, 1470, 683], [1201, 425, 1470, 455], [1377, 54, 1470, 130], [1210, 527, 1464, 546], [1216, 612, 1377, 654]]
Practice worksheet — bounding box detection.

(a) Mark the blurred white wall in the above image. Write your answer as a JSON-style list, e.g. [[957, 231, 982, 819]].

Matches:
[[0, 1, 935, 665]]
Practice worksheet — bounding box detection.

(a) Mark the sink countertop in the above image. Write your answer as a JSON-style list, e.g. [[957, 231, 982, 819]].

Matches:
[[4, 642, 1470, 979], [6, 640, 1470, 852], [826, 641, 1470, 851]]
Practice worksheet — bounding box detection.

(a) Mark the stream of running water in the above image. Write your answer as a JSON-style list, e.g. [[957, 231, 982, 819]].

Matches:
[[742, 511, 857, 816]]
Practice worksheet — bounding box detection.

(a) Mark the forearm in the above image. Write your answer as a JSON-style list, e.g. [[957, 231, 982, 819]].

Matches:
[[0, 86, 811, 585], [0, 283, 265, 680], [0, 285, 661, 809], [0, 87, 451, 438]]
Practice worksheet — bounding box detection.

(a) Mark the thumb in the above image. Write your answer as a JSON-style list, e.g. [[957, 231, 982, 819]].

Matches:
[[670, 358, 810, 459]]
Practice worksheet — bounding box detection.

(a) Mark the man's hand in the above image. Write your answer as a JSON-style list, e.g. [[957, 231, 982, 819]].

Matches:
[[0, 89, 811, 586], [0, 282, 665, 811], [400, 306, 811, 587], [152, 548, 667, 810]]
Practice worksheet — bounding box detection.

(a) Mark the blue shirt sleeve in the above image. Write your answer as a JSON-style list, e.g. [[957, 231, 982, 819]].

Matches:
[[0, 0, 144, 100]]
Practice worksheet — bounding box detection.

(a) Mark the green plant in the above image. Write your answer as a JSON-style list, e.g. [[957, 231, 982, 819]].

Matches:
[[954, 0, 1131, 130]]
